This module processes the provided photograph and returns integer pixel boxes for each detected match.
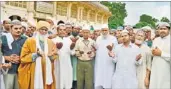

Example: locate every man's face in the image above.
[155,29,160,37]
[130,33,135,43]
[101,28,109,36]
[11,25,22,36]
[117,36,123,44]
[39,27,48,35]
[94,30,100,36]
[66,25,72,34]
[3,20,11,31]
[21,26,26,34]
[83,30,90,39]
[159,26,169,38]
[58,26,66,37]
[135,32,145,44]
[121,33,130,43]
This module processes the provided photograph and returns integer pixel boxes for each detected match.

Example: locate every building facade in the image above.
[0,1,111,26]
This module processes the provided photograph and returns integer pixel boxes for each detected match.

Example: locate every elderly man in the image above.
[94,24,118,89]
[141,26,153,47]
[94,25,101,40]
[46,17,57,39]
[18,21,57,89]
[1,20,27,89]
[149,22,170,89]
[74,26,96,89]
[135,30,152,89]
[52,24,74,89]
[108,30,142,89]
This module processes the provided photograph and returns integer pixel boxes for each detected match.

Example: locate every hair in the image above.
[11,20,21,28]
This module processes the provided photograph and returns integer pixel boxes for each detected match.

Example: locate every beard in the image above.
[135,39,143,45]
[39,34,48,41]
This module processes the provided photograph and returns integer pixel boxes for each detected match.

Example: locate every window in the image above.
[83,8,88,20]
[71,5,77,18]
[89,10,95,22]
[6,1,27,8]
[97,13,102,23]
[56,2,67,16]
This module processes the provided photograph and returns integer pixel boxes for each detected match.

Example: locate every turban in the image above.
[37,21,50,30]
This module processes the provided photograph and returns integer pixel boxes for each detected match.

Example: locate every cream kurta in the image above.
[149,35,170,89]
[52,36,73,89]
[136,44,152,89]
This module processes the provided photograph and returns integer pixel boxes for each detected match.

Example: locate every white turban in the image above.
[82,25,90,31]
[141,26,152,31]
[101,24,109,29]
[158,22,170,28]
[21,22,28,30]
[121,29,129,35]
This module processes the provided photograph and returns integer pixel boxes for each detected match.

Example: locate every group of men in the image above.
[0,17,170,89]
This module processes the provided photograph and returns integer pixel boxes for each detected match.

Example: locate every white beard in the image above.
[135,39,143,45]
[39,34,48,41]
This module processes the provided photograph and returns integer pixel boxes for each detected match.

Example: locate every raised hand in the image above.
[70,42,76,50]
[56,42,63,49]
[136,54,142,61]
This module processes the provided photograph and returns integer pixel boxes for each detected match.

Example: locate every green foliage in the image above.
[160,17,170,23]
[135,14,158,28]
[101,1,127,29]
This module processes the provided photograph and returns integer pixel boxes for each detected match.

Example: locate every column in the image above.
[67,3,72,20]
[95,12,98,23]
[87,10,91,22]
[101,14,105,24]
[27,1,35,20]
[52,1,56,19]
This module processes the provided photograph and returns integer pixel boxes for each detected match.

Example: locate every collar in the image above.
[162,34,170,39]
[121,42,133,48]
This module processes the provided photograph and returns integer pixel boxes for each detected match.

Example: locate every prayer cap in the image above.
[11,20,21,25]
[117,26,124,30]
[37,21,50,30]
[158,22,170,28]
[82,25,90,31]
[121,29,129,35]
[141,26,152,31]
[101,24,109,29]
[28,19,36,27]
[21,22,28,30]
[94,25,101,30]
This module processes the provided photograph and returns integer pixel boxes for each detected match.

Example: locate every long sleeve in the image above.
[20,39,36,64]
[135,48,142,65]
[49,43,58,61]
[161,50,170,62]
[146,49,152,70]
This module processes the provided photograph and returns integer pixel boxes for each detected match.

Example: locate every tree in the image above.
[161,17,170,23]
[101,1,127,29]
[134,14,158,28]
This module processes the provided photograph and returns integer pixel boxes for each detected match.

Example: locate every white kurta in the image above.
[52,36,73,89]
[112,43,141,89]
[149,35,170,89]
[95,35,118,88]
[136,44,152,89]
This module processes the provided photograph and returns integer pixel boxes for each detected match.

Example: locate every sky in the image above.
[123,2,170,26]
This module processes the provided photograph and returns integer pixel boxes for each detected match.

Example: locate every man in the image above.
[46,17,57,39]
[18,21,57,89]
[21,22,28,36]
[94,25,101,40]
[95,24,118,89]
[108,30,142,89]
[52,24,74,89]
[65,22,73,36]
[1,20,27,89]
[1,19,11,35]
[125,25,134,35]
[149,22,170,89]
[28,19,36,37]
[74,26,96,89]
[135,30,152,89]
[70,25,81,89]
[109,29,115,36]
[141,26,153,47]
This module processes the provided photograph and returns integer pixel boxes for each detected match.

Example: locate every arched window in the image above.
[71,4,77,18]
[6,1,27,8]
[56,2,67,16]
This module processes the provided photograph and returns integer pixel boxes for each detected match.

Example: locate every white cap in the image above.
[121,29,129,35]
[101,24,108,29]
[141,26,152,31]
[82,25,90,30]
[21,22,28,30]
[58,23,65,26]
[28,19,36,27]
[94,25,101,30]
[158,22,170,28]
